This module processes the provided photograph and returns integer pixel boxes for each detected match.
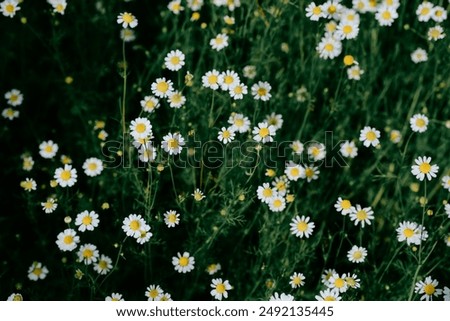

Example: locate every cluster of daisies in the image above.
[0,0,67,17]
[1,89,23,120]
[20,139,104,197]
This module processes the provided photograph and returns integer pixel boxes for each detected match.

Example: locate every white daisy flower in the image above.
[411,48,428,63]
[54,164,77,187]
[172,252,195,273]
[162,132,185,155]
[39,140,59,159]
[307,143,326,161]
[315,289,341,301]
[251,81,272,101]
[219,70,240,91]
[316,34,342,60]
[359,126,380,147]
[164,210,181,228]
[210,33,229,51]
[75,210,100,232]
[210,278,232,301]
[5,88,23,106]
[130,117,153,140]
[305,2,325,21]
[302,165,320,182]
[252,122,276,143]
[27,262,49,281]
[347,245,367,263]
[265,112,283,131]
[77,243,99,265]
[441,175,450,192]
[431,6,447,23]
[41,198,58,214]
[94,254,113,275]
[270,292,295,301]
[326,273,348,293]
[140,96,159,113]
[414,276,443,301]
[151,77,174,98]
[268,195,286,212]
[145,285,163,301]
[56,228,80,252]
[334,197,354,215]
[289,272,305,289]
[168,0,184,14]
[416,1,434,22]
[411,156,439,181]
[228,113,250,133]
[284,161,304,182]
[122,214,147,238]
[2,107,19,120]
[138,142,157,163]
[349,204,374,228]
[257,183,277,204]
[290,215,315,238]
[340,141,358,158]
[218,127,236,144]
[1,0,20,18]
[229,83,248,100]
[164,49,185,71]
[410,114,429,133]
[117,12,138,28]
[202,69,221,90]
[375,5,398,26]
[82,157,104,177]
[167,90,186,109]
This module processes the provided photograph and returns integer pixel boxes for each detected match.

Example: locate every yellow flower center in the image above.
[419,162,431,174]
[234,86,243,94]
[366,131,376,141]
[421,8,430,16]
[262,188,273,198]
[382,11,391,20]
[99,260,108,269]
[135,123,147,133]
[403,228,414,238]
[424,284,435,295]
[324,296,336,301]
[55,4,64,12]
[33,268,42,276]
[343,25,352,34]
[328,5,336,14]
[305,168,314,178]
[435,10,442,17]
[290,167,300,177]
[83,249,93,258]
[168,138,179,149]
[60,170,72,181]
[82,216,92,225]
[44,201,53,209]
[167,213,177,223]
[208,75,218,84]
[341,200,351,209]
[346,277,356,287]
[156,81,169,93]
[297,221,308,232]
[324,43,334,52]
[146,101,155,109]
[235,118,244,127]
[179,256,189,267]
[194,191,203,201]
[215,36,224,45]
[257,88,267,97]
[216,283,226,293]
[170,56,180,66]
[356,210,367,221]
[335,278,345,288]
[353,251,362,259]
[224,75,234,84]
[149,289,159,298]
[130,220,140,231]
[12,295,22,301]
[222,130,231,139]
[415,118,426,127]
[5,4,14,13]
[273,199,282,208]
[311,147,320,157]
[259,127,269,137]
[45,145,53,153]
[63,235,73,244]
[122,13,134,23]
[344,55,354,66]
[292,276,302,285]
[312,6,322,15]
[88,163,97,171]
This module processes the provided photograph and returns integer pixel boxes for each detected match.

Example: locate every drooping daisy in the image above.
[27,262,49,281]
[210,33,229,51]
[257,183,277,204]
[270,292,295,301]
[145,285,163,301]
[345,273,361,289]
[167,90,186,109]
[242,65,257,79]
[77,243,99,265]
[172,252,195,273]
[210,278,232,301]
[130,117,152,140]
[335,21,359,40]
[252,122,276,143]
[41,198,58,214]
[302,165,319,182]
[228,113,250,133]
[390,129,402,143]
[20,178,37,192]
[206,263,221,275]
[1,0,20,18]
[431,6,447,23]
[284,161,304,182]
[136,225,152,244]
[39,140,59,159]
[202,69,221,90]
[105,293,124,301]
[305,2,325,21]
[411,156,439,181]
[414,276,443,301]
[441,175,450,192]
[138,142,157,163]
[290,215,315,238]
[218,127,236,144]
[164,49,185,71]
[359,126,380,147]
[410,114,429,133]
[289,272,305,289]
[93,254,113,275]
[427,25,445,41]
[82,157,104,177]
[347,245,367,263]
[340,141,358,158]
[416,1,434,22]
[411,48,428,63]
[375,5,398,26]
[117,12,138,28]
[219,70,240,91]
[327,273,348,293]
[251,81,272,101]
[5,89,23,106]
[122,214,146,238]
[75,210,100,232]
[168,0,184,14]
[164,210,180,228]
[162,132,185,155]
[54,164,77,187]
[316,34,342,60]
[192,188,205,201]
[56,228,80,252]
[349,204,374,228]
[315,289,341,301]
[140,96,159,113]
[7,293,23,301]
[120,28,136,42]
[1,107,19,120]
[229,83,248,100]
[265,113,283,131]
[151,77,174,98]
[347,65,364,80]
[268,195,286,212]
[334,197,354,215]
